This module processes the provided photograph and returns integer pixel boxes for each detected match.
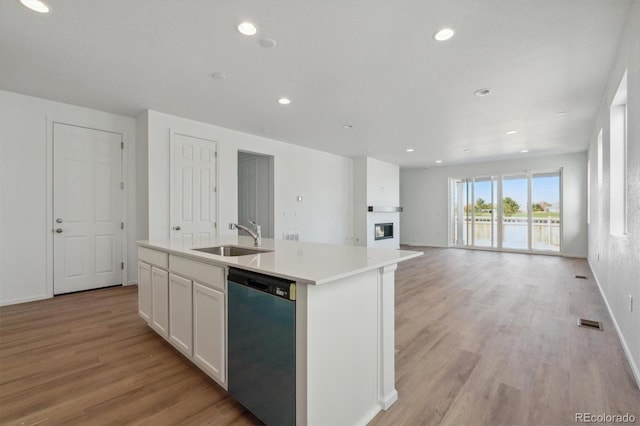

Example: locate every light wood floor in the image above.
[1,247,639,425]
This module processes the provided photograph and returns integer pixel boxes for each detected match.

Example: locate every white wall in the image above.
[0,90,137,306]
[135,110,149,242]
[353,157,401,249]
[400,152,588,257]
[141,110,353,245]
[586,2,640,386]
[353,157,368,245]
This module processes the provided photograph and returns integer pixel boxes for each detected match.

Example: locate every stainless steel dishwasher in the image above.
[227,268,296,426]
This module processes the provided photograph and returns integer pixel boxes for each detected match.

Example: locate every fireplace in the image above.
[374,223,394,240]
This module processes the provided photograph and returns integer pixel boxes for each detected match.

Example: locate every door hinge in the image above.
[214,151,218,158]
[121,142,124,150]
[214,186,217,193]
[121,262,124,270]
[121,222,124,229]
[120,182,124,190]
[214,222,217,229]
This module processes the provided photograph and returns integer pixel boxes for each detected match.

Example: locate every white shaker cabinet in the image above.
[137,261,152,322]
[193,282,226,385]
[150,267,169,338]
[169,273,193,356]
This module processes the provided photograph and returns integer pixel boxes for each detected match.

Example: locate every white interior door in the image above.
[238,156,257,236]
[171,133,217,244]
[53,123,123,295]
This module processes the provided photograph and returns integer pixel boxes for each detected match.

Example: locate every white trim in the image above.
[400,243,448,248]
[169,129,176,238]
[379,389,398,410]
[588,259,640,389]
[561,253,588,259]
[46,116,54,298]
[0,294,49,307]
[355,405,387,426]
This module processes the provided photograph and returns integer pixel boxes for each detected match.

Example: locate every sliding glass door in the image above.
[450,170,561,253]
[450,176,497,248]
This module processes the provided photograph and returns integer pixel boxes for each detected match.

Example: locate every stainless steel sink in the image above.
[192,245,273,257]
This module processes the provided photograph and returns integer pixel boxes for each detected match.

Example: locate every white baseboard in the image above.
[588,259,640,389]
[562,253,588,259]
[400,242,448,248]
[379,389,399,410]
[0,294,50,307]
[355,405,384,426]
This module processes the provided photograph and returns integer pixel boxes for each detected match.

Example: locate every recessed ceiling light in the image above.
[474,88,491,97]
[521,149,529,153]
[278,97,291,105]
[343,124,353,129]
[506,130,518,135]
[211,72,226,80]
[260,39,277,48]
[237,22,258,36]
[433,28,455,41]
[19,0,50,13]
[435,160,443,164]
[406,148,415,152]
[555,111,568,116]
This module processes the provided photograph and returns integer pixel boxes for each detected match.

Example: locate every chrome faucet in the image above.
[229,221,262,247]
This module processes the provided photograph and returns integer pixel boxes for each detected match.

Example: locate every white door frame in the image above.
[169,129,219,240]
[45,117,130,298]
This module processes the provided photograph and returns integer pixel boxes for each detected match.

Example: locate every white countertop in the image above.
[138,236,422,285]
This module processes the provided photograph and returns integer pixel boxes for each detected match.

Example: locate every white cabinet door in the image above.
[169,273,193,356]
[193,282,226,384]
[137,261,152,323]
[150,267,169,338]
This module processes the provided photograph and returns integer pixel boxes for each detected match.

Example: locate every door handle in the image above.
[55,228,63,233]
[173,226,181,231]
[56,218,63,224]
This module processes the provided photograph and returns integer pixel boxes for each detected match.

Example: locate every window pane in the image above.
[473,177,496,248]
[531,172,560,252]
[502,175,528,250]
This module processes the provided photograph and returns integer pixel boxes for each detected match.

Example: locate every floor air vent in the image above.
[575,275,588,279]
[577,318,603,330]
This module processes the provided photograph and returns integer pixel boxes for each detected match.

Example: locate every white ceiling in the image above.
[0,0,634,168]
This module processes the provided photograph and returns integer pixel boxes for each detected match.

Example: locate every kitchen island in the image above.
[137,236,422,426]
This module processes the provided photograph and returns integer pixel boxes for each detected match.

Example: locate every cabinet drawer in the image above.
[170,255,225,291]
[139,247,169,269]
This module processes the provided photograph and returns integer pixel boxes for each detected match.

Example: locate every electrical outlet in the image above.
[629,295,633,313]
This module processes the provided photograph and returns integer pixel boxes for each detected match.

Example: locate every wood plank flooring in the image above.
[371,247,640,425]
[1,247,639,425]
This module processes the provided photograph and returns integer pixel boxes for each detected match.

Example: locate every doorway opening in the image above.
[238,152,274,238]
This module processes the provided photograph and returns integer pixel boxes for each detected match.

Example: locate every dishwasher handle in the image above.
[246,279,269,292]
